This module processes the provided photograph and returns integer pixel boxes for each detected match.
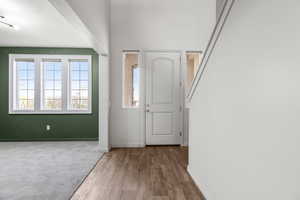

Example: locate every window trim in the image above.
[9,54,92,114]
[122,51,140,109]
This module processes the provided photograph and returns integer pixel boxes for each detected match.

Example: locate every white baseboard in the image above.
[111,143,145,148]
[181,143,188,147]
[187,165,192,176]
[98,145,110,152]
[187,165,201,187]
[187,165,207,200]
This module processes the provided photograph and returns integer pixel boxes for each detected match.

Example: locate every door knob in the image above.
[146,109,150,112]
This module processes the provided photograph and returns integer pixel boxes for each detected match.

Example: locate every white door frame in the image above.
[99,54,110,152]
[139,50,185,146]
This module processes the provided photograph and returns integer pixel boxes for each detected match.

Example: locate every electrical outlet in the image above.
[46,125,51,131]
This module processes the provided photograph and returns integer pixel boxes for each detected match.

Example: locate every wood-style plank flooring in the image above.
[71,146,204,200]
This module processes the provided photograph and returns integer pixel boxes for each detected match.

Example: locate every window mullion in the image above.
[14,60,19,111]
[88,56,92,112]
[62,58,69,112]
[35,56,41,112]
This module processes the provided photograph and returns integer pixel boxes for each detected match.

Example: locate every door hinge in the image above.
[179,131,182,136]
[179,106,182,112]
[180,81,183,87]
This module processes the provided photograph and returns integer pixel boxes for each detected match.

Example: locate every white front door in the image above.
[145,51,182,145]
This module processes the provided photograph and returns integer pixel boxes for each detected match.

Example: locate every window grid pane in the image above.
[42,61,62,110]
[16,61,35,110]
[70,60,89,110]
[132,67,140,107]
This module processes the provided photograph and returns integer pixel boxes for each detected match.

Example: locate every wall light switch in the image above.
[46,125,51,131]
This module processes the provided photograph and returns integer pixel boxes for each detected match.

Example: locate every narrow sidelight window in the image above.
[122,51,140,108]
[186,51,203,91]
[132,65,140,107]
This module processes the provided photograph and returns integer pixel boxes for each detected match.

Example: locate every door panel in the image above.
[152,58,174,104]
[145,52,181,145]
[152,112,173,135]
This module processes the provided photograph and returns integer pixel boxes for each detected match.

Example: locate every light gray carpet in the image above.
[0,141,103,200]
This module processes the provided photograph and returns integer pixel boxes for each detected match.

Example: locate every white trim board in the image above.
[187,165,208,200]
[111,143,145,148]
[98,54,110,152]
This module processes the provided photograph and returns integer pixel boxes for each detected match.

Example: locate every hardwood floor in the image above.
[71,146,204,200]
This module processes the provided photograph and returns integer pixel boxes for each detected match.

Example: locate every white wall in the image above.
[189,0,300,199]
[0,0,92,48]
[110,0,216,147]
[216,0,226,20]
[65,0,110,54]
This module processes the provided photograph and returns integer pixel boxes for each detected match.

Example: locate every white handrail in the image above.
[186,0,235,102]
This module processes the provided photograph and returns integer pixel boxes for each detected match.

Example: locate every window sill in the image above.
[8,111,92,115]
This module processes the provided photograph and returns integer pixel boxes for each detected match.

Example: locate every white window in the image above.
[69,60,90,110]
[41,59,63,110]
[122,51,140,108]
[9,54,92,114]
[15,59,35,110]
[186,51,203,91]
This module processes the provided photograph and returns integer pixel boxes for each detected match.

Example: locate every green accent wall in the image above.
[0,47,99,141]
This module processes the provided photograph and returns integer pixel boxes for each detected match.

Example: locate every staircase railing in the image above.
[187,0,235,102]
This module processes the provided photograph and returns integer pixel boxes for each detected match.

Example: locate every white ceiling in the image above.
[0,0,92,47]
